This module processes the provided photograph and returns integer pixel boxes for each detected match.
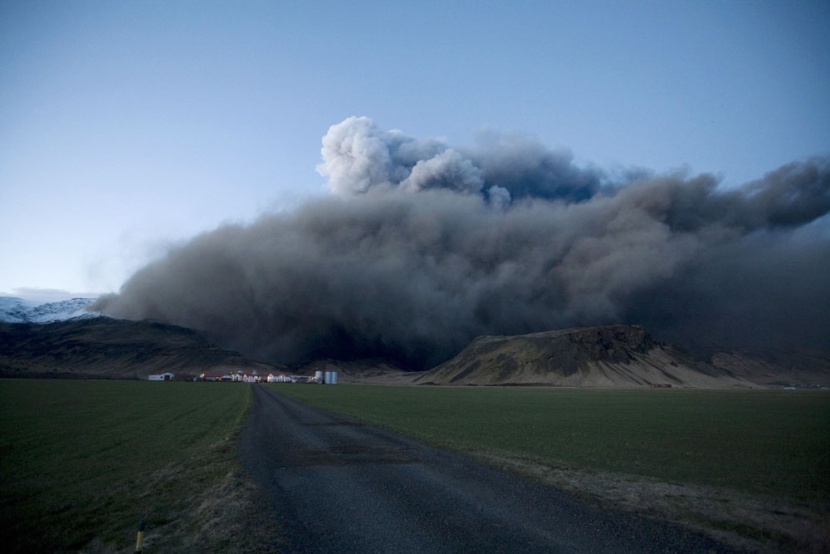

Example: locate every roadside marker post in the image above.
[134,520,145,553]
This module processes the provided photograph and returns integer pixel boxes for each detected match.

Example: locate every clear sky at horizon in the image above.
[2,0,828,298]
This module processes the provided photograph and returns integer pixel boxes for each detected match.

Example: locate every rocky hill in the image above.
[415,325,765,388]
[0,317,281,380]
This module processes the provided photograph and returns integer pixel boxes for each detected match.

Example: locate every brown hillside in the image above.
[415,325,760,388]
[0,318,282,380]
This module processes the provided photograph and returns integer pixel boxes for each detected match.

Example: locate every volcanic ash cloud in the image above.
[96,117,830,368]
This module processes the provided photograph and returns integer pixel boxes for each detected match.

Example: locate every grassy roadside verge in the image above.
[0,380,269,553]
[271,384,830,551]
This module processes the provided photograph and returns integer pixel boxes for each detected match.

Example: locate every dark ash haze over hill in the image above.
[95,117,830,369]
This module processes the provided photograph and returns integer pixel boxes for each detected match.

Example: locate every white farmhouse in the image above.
[148,372,175,381]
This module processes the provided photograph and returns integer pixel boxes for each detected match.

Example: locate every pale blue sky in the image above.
[1,0,828,297]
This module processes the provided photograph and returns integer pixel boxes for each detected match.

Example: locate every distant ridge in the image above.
[0,317,281,380]
[415,325,762,388]
[2,317,828,387]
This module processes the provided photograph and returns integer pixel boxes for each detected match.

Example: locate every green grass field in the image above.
[3,380,828,552]
[271,385,830,502]
[0,380,251,553]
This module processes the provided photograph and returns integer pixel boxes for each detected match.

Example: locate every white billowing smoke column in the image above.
[317,116,489,198]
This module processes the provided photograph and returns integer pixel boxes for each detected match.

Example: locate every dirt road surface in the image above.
[238,385,733,553]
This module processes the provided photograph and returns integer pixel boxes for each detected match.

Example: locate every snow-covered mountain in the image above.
[0,296,99,323]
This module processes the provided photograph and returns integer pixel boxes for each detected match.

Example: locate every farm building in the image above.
[231,370,264,383]
[148,372,175,381]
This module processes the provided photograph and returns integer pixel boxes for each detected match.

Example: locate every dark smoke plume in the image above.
[96,117,830,368]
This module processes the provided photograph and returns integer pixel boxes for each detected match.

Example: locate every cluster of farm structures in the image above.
[148,370,338,384]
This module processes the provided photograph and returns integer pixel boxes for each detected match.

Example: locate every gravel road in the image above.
[238,385,734,553]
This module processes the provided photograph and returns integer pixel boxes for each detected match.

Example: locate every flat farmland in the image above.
[272,384,830,549]
[3,379,828,551]
[0,380,254,553]
[272,385,829,499]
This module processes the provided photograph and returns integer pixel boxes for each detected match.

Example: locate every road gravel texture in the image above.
[238,385,735,553]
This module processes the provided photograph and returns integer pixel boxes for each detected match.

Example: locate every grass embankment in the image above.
[0,380,254,553]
